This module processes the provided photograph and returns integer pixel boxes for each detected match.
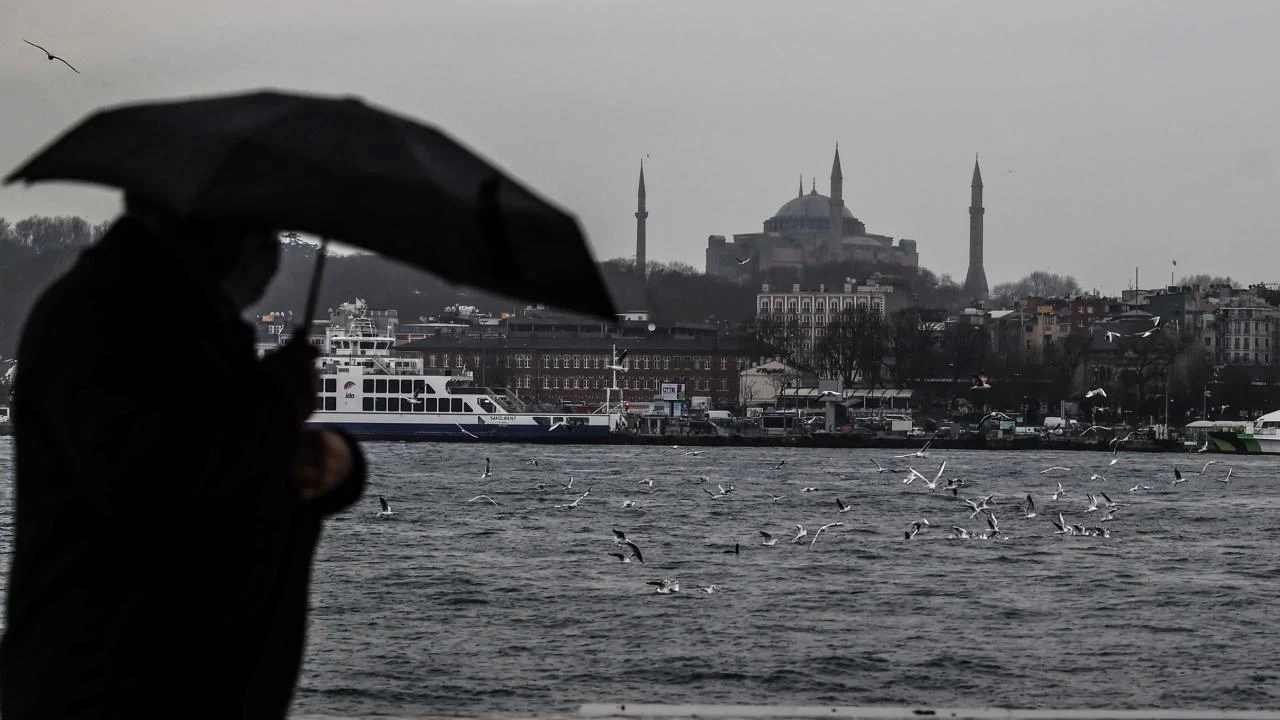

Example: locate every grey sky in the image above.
[3,0,1278,296]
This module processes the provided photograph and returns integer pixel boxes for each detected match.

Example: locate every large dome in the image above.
[772,189,854,220]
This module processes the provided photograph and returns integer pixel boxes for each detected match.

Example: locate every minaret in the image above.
[828,144,843,244]
[635,161,647,278]
[964,155,989,300]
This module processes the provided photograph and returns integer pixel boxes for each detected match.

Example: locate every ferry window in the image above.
[314,396,324,410]
[376,379,387,393]
[533,416,550,426]
[363,398,374,411]
[363,379,374,393]
[424,398,437,412]
[463,402,473,412]
[568,417,587,426]
[413,380,426,395]
[389,398,400,412]
[324,397,336,411]
[451,398,463,412]
[375,397,387,412]
[479,398,495,412]
[554,417,564,424]
[388,379,400,393]
[324,378,337,393]
[360,342,374,350]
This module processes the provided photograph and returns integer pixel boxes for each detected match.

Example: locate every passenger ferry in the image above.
[1207,409,1280,455]
[302,300,620,442]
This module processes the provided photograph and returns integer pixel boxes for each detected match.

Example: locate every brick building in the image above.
[397,316,754,409]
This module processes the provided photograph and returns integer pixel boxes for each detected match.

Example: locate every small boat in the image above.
[1208,409,1280,455]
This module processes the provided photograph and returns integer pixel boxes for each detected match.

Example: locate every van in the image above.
[1043,417,1079,431]
[706,410,736,423]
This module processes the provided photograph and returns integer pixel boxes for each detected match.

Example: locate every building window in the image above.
[574,356,581,369]
[720,378,728,391]
[543,376,550,389]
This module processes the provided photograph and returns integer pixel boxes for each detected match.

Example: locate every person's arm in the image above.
[293,428,366,516]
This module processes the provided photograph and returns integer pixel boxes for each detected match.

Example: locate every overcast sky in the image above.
[3,0,1278,295]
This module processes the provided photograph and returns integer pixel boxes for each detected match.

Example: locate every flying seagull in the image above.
[759,531,778,546]
[480,457,492,479]
[894,441,931,459]
[1084,388,1107,399]
[835,497,853,513]
[646,578,680,594]
[790,525,809,543]
[1198,460,1218,475]
[904,519,929,539]
[468,495,498,506]
[1171,467,1186,486]
[456,423,478,439]
[23,39,79,73]
[376,495,397,518]
[1018,494,1037,519]
[734,256,751,265]
[767,460,786,471]
[554,488,591,509]
[809,521,844,549]
[605,348,630,373]
[1040,466,1071,474]
[870,458,889,473]
[1219,466,1233,483]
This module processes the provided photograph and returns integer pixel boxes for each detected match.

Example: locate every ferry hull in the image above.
[308,419,613,443]
[1207,431,1280,455]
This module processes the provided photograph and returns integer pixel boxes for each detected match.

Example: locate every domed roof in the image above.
[772,189,854,221]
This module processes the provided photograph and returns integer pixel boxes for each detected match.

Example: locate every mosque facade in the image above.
[704,147,919,283]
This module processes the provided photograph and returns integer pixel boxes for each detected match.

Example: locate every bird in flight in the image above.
[376,495,397,518]
[1084,388,1107,399]
[734,256,751,265]
[24,39,79,73]
[605,348,630,373]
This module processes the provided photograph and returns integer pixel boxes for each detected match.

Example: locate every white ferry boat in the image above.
[1207,409,1280,455]
[302,300,620,442]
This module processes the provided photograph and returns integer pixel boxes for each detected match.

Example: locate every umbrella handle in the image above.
[292,238,329,349]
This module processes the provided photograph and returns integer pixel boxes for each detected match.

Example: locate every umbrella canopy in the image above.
[4,89,616,321]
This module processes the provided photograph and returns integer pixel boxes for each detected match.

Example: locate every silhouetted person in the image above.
[0,195,365,718]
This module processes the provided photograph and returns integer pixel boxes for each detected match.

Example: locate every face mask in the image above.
[221,232,280,309]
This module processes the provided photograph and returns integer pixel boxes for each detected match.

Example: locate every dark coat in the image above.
[0,217,365,718]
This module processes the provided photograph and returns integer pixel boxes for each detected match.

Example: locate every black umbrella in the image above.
[3,89,616,323]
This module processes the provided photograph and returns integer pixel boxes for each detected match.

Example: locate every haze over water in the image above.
[1,438,1277,713]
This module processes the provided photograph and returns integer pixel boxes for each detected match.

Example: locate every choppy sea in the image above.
[1,437,1277,713]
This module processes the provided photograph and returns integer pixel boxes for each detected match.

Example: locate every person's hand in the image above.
[261,340,319,424]
[292,429,354,501]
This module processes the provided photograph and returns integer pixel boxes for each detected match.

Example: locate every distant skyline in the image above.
[3,0,1279,297]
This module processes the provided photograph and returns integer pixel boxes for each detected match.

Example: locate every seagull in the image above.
[819,390,841,399]
[1051,513,1069,534]
[1085,494,1099,513]
[1040,466,1071,474]
[835,497,853,513]
[683,450,704,456]
[553,488,591,509]
[986,513,1001,537]
[1099,491,1117,508]
[1100,507,1118,522]
[611,533,644,563]
[1196,439,1209,453]
[895,441,931,459]
[607,552,635,563]
[1103,330,1122,343]
[1084,388,1107,399]
[1089,472,1108,482]
[904,519,929,539]
[560,476,576,490]
[723,543,740,555]
[646,578,679,594]
[1018,494,1037,519]
[1198,460,1219,475]
[527,459,539,467]
[701,488,724,500]
[1171,467,1186,486]
[376,495,397,518]
[759,531,778,546]
[764,493,784,503]
[1128,483,1141,493]
[734,256,751,265]
[963,496,995,518]
[801,486,818,493]
[23,39,79,73]
[605,348,630,373]
[637,478,654,488]
[456,424,479,439]
[767,460,786,470]
[480,457,492,479]
[548,421,570,432]
[1051,482,1067,501]
[1219,466,1233,483]
[696,585,720,594]
[970,372,991,390]
[790,525,809,543]
[468,495,498,505]
[871,458,889,473]
[809,521,844,549]
[927,461,947,490]
[949,526,971,540]
[716,483,735,495]
[621,499,637,509]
